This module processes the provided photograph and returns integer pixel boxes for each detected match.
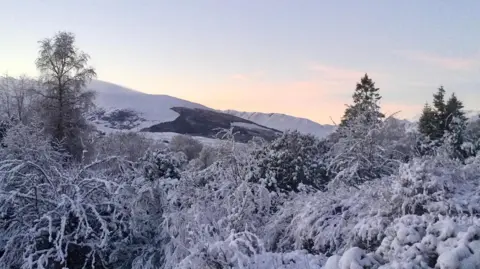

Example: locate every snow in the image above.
[230,121,273,132]
[89,80,338,139]
[142,132,222,147]
[225,109,335,138]
[89,80,211,131]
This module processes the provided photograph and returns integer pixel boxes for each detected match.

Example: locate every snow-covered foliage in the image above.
[93,131,164,162]
[169,134,204,161]
[328,114,406,187]
[252,130,329,192]
[464,117,480,156]
[1,115,479,268]
[0,71,479,268]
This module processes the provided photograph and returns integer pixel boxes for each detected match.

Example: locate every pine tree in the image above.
[445,93,468,130]
[431,86,447,140]
[418,87,469,159]
[328,74,397,186]
[418,103,436,141]
[339,74,384,128]
[444,93,468,159]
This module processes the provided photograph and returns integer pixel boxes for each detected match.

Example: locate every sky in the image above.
[0,1,479,124]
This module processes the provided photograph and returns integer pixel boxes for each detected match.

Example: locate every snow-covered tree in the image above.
[0,74,38,124]
[35,31,97,161]
[253,130,330,192]
[327,75,399,187]
[339,74,385,128]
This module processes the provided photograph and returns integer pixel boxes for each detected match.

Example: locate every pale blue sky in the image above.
[0,0,479,123]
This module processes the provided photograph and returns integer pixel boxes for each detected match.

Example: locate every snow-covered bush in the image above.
[0,135,181,269]
[0,153,133,268]
[0,123,65,164]
[170,134,204,161]
[94,131,164,162]
[140,149,187,181]
[463,117,480,157]
[329,216,480,269]
[195,145,221,170]
[264,179,393,256]
[253,130,330,192]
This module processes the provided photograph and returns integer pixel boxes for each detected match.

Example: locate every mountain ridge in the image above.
[89,80,282,141]
[88,80,335,140]
[224,109,336,138]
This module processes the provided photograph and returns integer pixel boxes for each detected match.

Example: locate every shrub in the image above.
[169,134,203,161]
[253,131,330,192]
[94,131,164,162]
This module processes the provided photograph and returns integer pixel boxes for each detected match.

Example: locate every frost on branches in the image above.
[1,104,480,268]
[252,130,329,192]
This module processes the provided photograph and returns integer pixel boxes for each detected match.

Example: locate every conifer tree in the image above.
[445,93,468,130]
[418,87,469,158]
[418,103,436,140]
[444,93,468,158]
[339,74,384,128]
[431,86,447,140]
[329,74,396,186]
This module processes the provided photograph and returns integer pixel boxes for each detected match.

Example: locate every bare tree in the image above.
[0,73,14,120]
[35,31,97,160]
[12,75,37,123]
[0,74,38,123]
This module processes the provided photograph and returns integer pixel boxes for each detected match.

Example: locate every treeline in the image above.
[252,73,479,193]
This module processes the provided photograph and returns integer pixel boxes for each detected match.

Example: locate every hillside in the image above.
[88,80,281,142]
[88,80,211,132]
[224,109,335,138]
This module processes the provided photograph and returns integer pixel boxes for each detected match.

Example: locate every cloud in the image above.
[393,50,479,70]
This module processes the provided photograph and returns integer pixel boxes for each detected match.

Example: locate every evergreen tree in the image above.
[328,75,399,187]
[339,74,384,128]
[444,93,468,159]
[418,103,436,140]
[431,86,447,140]
[418,87,469,159]
[445,93,468,131]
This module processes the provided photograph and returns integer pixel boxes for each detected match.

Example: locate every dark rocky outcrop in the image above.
[141,107,282,142]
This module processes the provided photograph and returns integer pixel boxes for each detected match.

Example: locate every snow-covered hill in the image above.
[224,110,335,138]
[89,80,211,132]
[88,80,281,142]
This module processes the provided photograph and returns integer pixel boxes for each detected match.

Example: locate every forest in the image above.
[0,32,480,269]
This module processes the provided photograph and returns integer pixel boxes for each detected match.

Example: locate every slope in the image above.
[224,110,335,138]
[89,80,210,131]
[88,80,281,142]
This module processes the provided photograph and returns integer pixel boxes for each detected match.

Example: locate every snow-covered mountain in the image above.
[89,80,211,131]
[224,110,335,138]
[89,80,336,140]
[88,80,281,142]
